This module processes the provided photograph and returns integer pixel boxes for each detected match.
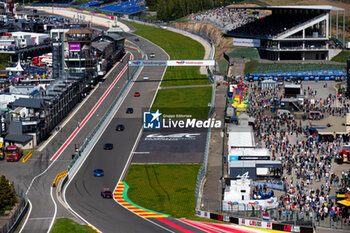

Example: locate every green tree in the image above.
[0,175,16,214]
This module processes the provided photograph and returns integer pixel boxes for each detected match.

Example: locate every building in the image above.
[228,5,345,61]
[91,32,125,77]
[64,28,97,88]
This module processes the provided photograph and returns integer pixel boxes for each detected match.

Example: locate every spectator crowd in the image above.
[246,81,350,227]
[187,7,262,32]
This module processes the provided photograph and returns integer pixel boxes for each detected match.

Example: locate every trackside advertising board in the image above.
[233,38,260,47]
[129,60,215,66]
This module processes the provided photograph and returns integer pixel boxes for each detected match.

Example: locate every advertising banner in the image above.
[233,38,261,47]
[239,218,272,229]
[195,210,210,219]
[129,60,215,66]
[69,43,81,51]
[129,60,167,66]
[167,60,215,66]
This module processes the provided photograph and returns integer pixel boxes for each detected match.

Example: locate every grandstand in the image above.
[32,0,76,6]
[226,6,345,61]
[77,1,104,8]
[100,0,146,15]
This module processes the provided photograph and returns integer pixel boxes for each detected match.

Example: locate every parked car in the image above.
[134,92,140,97]
[149,53,155,58]
[126,108,134,114]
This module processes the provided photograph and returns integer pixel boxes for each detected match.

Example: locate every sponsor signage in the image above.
[239,218,272,229]
[233,38,261,47]
[229,155,270,161]
[129,60,215,66]
[69,43,81,51]
[130,60,167,66]
[167,60,215,66]
[195,210,210,219]
[143,110,222,129]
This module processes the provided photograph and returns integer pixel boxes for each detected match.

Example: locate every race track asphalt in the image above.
[64,33,176,233]
[19,48,140,233]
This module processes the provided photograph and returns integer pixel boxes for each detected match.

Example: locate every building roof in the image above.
[5,134,32,144]
[66,28,92,35]
[91,41,112,52]
[13,98,46,109]
[227,126,255,148]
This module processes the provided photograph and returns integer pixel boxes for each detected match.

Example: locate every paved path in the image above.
[202,61,245,211]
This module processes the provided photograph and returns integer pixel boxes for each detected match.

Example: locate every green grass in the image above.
[129,21,209,86]
[244,61,345,75]
[50,218,95,233]
[125,164,200,219]
[218,58,229,75]
[152,86,212,119]
[228,47,260,59]
[331,50,350,63]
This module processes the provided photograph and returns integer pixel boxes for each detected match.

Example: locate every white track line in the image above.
[18,199,32,233]
[47,187,57,233]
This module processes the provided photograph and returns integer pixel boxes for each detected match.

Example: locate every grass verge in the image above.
[50,218,95,233]
[331,50,350,63]
[228,47,260,59]
[151,86,212,119]
[125,164,200,219]
[244,61,345,75]
[129,21,209,86]
[218,58,229,76]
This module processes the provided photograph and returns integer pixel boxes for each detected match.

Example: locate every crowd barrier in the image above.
[195,210,314,233]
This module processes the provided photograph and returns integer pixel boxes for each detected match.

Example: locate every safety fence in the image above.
[0,187,28,233]
[68,48,145,174]
[194,35,216,202]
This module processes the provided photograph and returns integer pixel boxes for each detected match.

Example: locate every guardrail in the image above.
[0,187,28,233]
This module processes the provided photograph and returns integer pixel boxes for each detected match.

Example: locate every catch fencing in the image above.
[0,187,28,233]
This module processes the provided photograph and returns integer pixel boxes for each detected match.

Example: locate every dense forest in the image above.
[145,0,234,20]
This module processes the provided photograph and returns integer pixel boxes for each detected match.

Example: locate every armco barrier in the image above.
[195,210,314,233]
[7,200,29,233]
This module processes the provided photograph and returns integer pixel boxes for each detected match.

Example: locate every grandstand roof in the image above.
[228,5,344,11]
